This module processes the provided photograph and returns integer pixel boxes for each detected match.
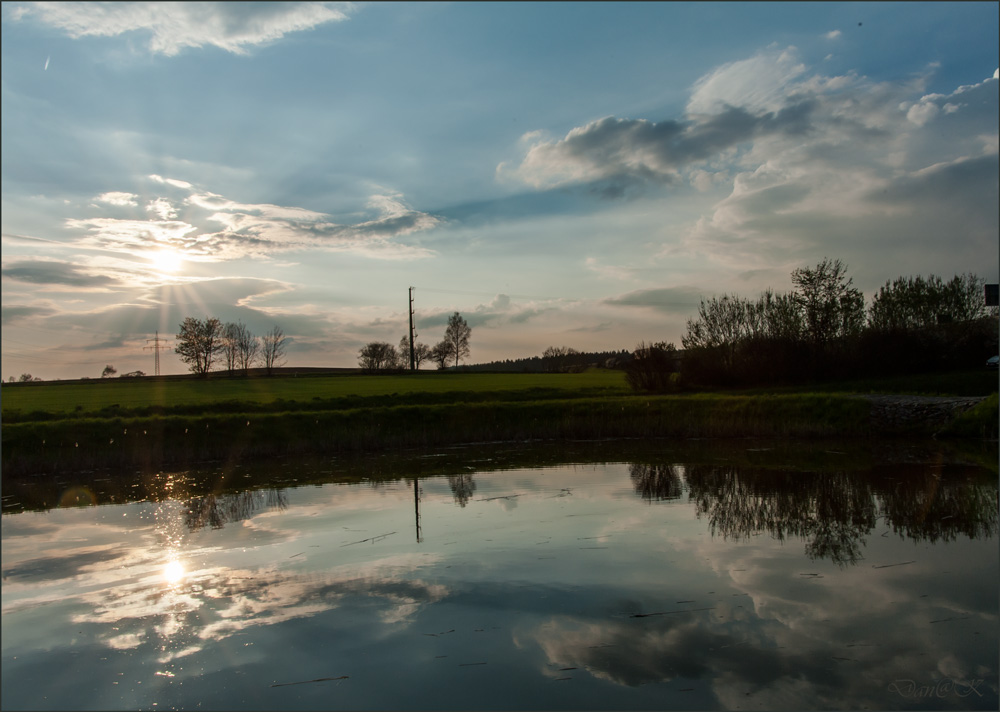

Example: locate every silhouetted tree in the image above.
[259,325,287,376]
[175,317,223,376]
[624,341,679,392]
[791,257,865,346]
[399,335,431,370]
[101,364,117,378]
[438,312,471,368]
[542,346,580,372]
[358,342,400,373]
[869,273,988,331]
[220,323,241,373]
[223,321,259,375]
[430,342,451,370]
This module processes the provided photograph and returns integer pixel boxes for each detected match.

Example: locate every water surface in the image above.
[2,440,997,710]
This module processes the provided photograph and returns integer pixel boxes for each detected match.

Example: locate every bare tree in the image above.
[399,335,431,370]
[359,342,400,373]
[439,312,471,368]
[430,341,451,370]
[224,321,259,375]
[791,258,865,345]
[259,325,287,376]
[175,317,223,376]
[220,323,240,373]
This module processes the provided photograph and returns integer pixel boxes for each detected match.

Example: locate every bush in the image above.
[624,342,681,393]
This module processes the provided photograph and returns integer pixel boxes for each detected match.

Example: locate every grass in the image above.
[2,367,995,476]
[1,369,629,417]
[737,368,997,397]
[1,393,874,476]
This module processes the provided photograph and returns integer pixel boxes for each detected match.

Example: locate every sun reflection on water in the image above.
[163,559,186,586]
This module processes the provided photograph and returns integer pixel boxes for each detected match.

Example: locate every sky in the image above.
[2,1,998,380]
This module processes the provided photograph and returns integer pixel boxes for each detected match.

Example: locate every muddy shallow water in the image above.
[2,439,997,710]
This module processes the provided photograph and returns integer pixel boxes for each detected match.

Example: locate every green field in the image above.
[1,370,630,417]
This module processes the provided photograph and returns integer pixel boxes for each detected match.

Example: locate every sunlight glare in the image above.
[150,249,184,273]
[163,559,186,585]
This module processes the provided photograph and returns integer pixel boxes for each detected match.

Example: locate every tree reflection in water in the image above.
[629,463,685,502]
[631,461,998,567]
[183,489,288,531]
[448,473,476,507]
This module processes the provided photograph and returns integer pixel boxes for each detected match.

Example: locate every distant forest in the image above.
[456,348,633,373]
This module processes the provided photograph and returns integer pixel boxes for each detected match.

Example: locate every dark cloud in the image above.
[866,153,1000,210]
[514,102,819,189]
[604,287,704,314]
[1,304,57,325]
[2,260,120,288]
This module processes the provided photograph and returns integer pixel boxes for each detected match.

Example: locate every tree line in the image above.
[626,258,998,391]
[175,317,288,376]
[358,312,472,373]
[458,348,633,373]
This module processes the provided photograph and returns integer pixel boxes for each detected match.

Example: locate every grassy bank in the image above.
[3,393,873,476]
[3,369,995,476]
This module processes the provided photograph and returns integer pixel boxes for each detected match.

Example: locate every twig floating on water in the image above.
[271,676,348,688]
[872,561,915,569]
[340,532,397,547]
[929,616,970,624]
[631,607,716,618]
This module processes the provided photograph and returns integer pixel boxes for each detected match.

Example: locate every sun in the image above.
[150,248,185,274]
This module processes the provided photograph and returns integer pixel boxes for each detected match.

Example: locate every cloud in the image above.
[63,178,441,265]
[415,294,555,332]
[503,92,816,189]
[145,198,178,220]
[825,30,841,40]
[503,50,997,287]
[1,304,57,325]
[603,287,704,314]
[95,191,138,207]
[687,46,808,115]
[11,1,353,56]
[2,259,122,289]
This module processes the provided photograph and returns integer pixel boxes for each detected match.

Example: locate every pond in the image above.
[2,439,997,711]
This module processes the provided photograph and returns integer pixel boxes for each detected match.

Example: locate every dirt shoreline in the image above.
[860,394,987,432]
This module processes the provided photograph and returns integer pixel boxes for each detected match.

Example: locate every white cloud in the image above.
[145,198,178,220]
[95,191,138,207]
[66,178,441,265]
[12,1,353,56]
[686,46,807,115]
[825,30,841,40]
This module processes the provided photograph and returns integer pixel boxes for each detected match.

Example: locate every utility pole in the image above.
[408,286,416,371]
[144,331,168,376]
